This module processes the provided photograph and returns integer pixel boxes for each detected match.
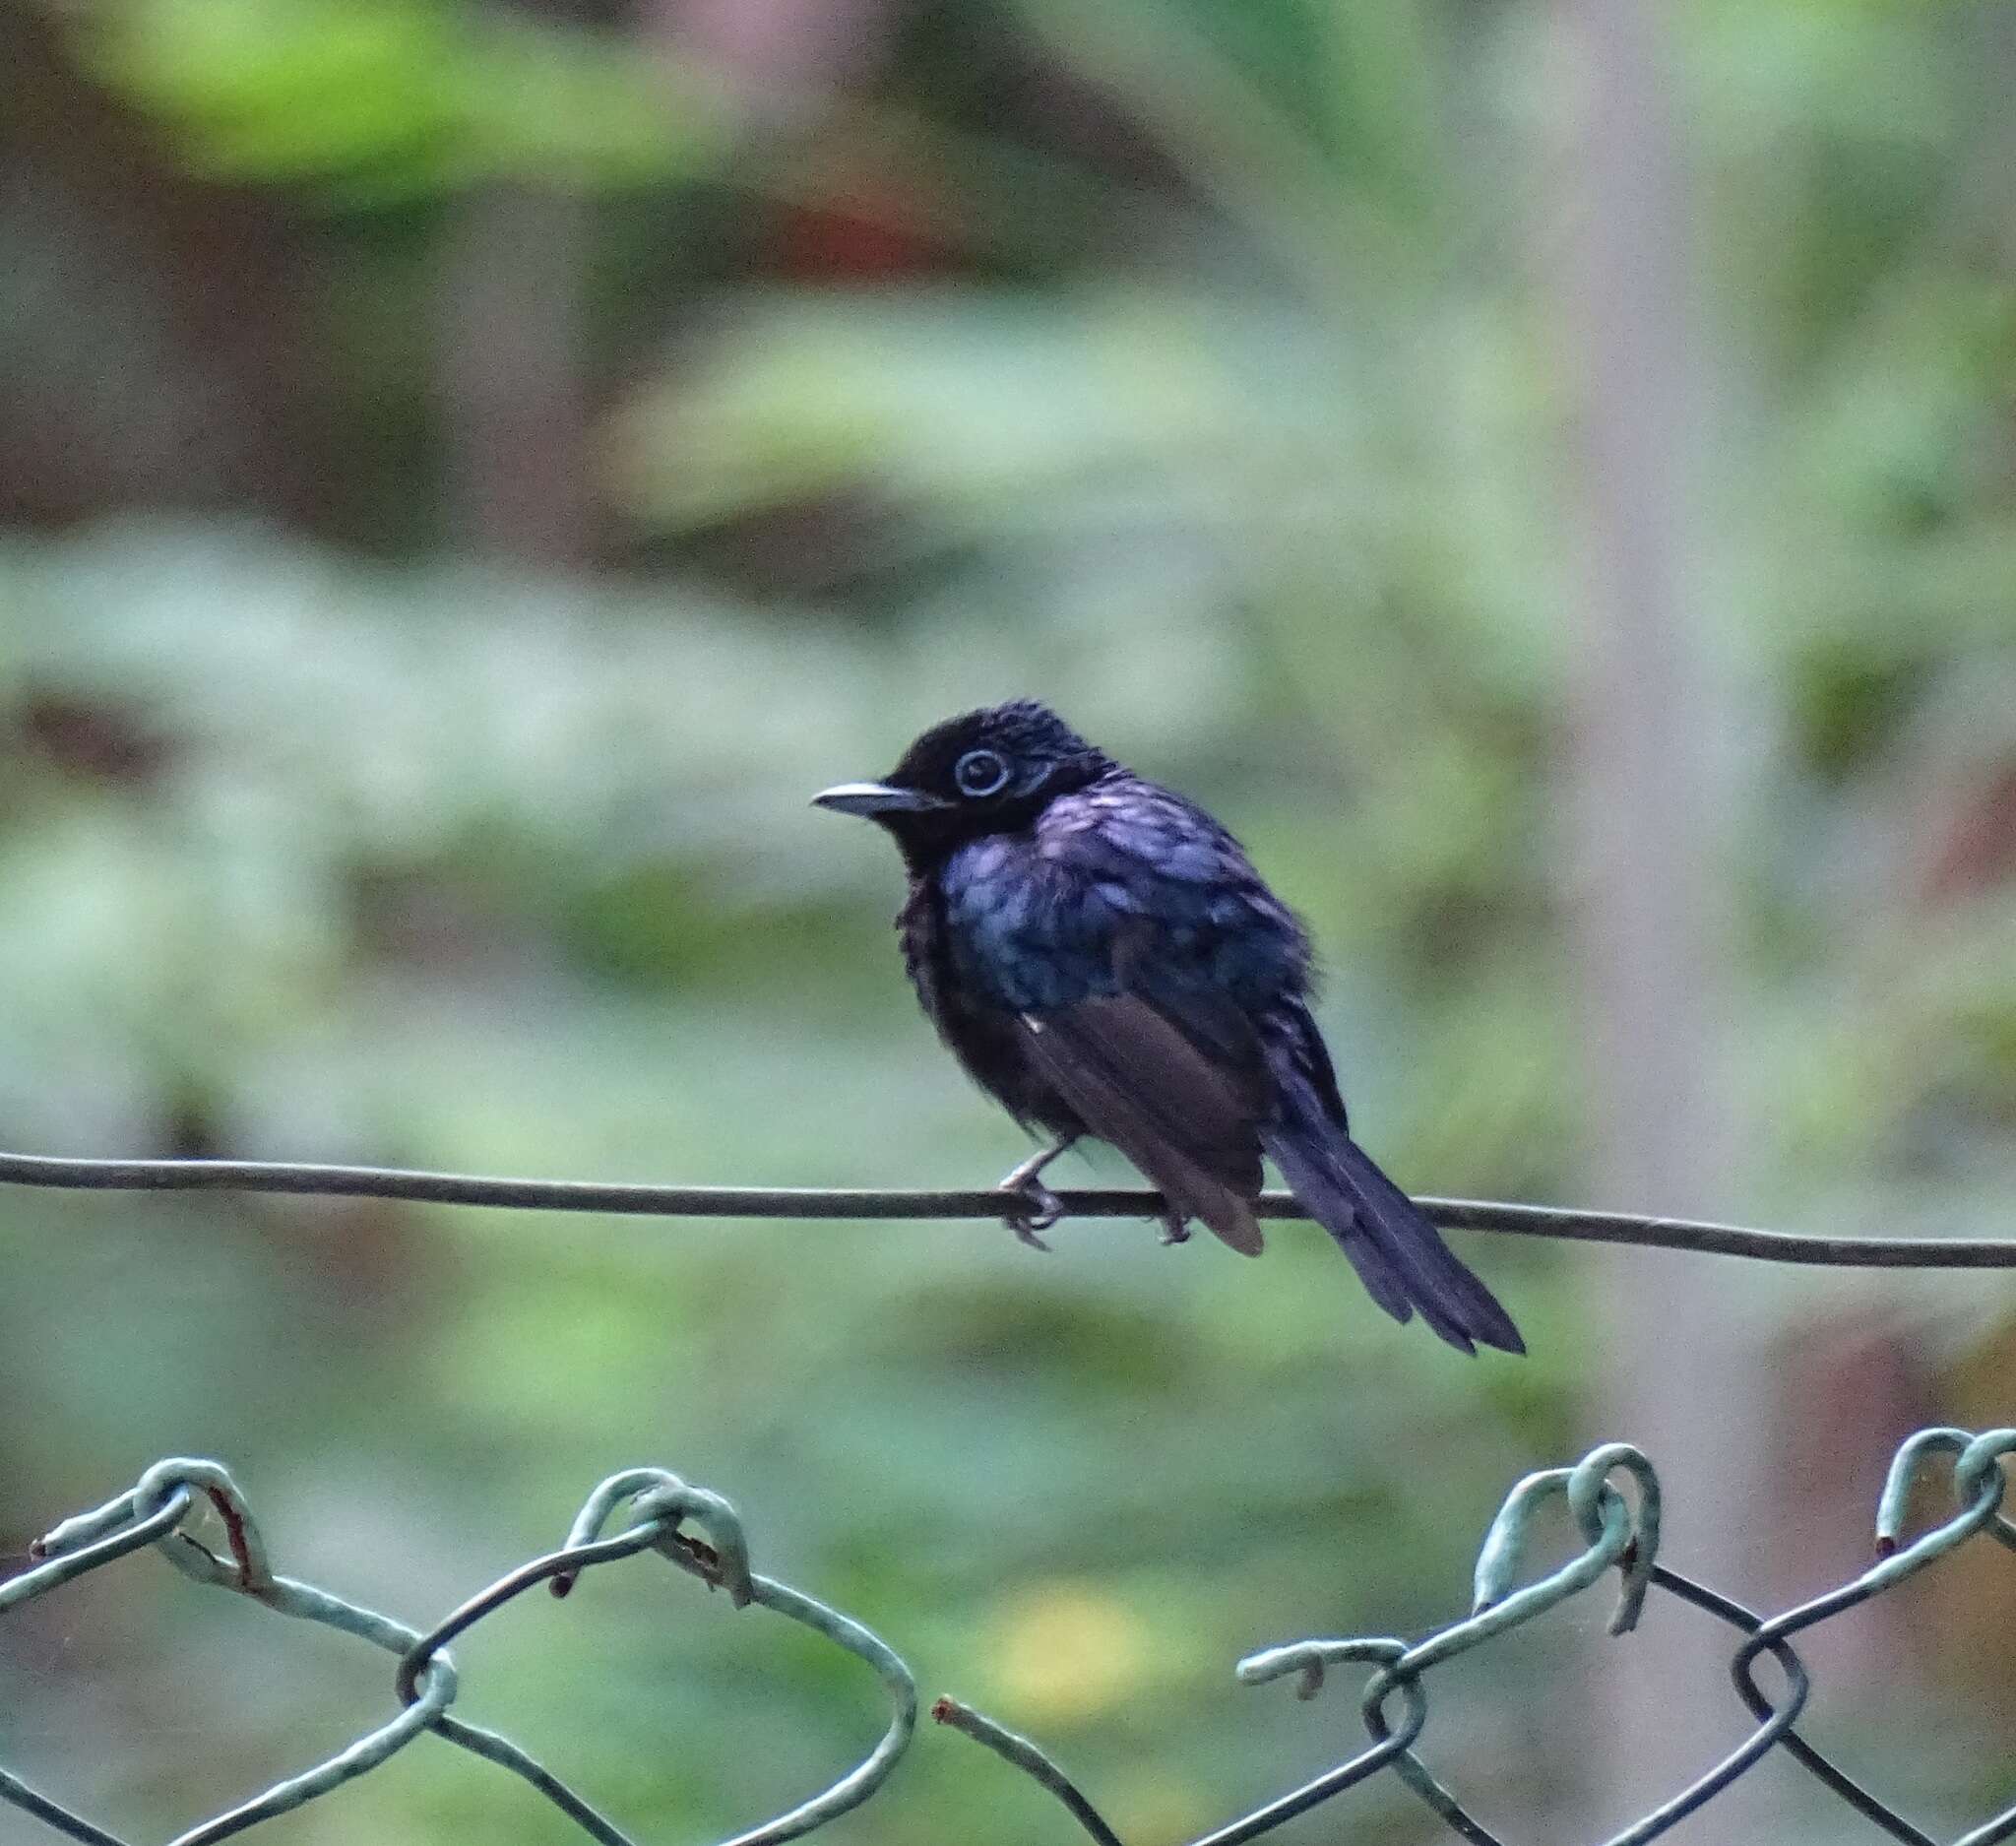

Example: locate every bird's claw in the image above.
[1004,1178,1063,1250]
[1159,1212,1191,1246]
[996,1137,1076,1251]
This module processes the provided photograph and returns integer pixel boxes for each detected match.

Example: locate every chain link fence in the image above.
[3,1151,2014,1844]
[6,1427,2013,1846]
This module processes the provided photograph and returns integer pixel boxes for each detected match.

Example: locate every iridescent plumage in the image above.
[815,700,1523,1355]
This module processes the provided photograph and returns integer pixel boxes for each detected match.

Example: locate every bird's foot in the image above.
[1004,1179,1063,1250]
[997,1137,1077,1252]
[1159,1211,1191,1246]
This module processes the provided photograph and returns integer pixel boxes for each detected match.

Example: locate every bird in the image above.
[813,699,1523,1355]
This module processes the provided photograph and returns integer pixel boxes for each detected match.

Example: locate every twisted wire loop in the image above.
[1727,1428,2016,1846]
[2,1147,2014,1268]
[931,1430,2016,1846]
[395,1467,919,1846]
[1,1460,459,1846]
[930,1451,1659,1846]
[1,1462,917,1846]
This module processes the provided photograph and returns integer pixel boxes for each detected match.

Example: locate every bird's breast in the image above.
[938,837,1110,1012]
[896,866,1082,1133]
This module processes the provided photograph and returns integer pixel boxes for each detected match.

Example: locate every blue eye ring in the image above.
[953,748,1011,798]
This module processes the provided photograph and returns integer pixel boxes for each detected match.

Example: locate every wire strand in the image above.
[0,1151,2009,1268]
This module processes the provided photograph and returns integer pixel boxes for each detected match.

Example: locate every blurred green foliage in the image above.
[78,0,723,195]
[2,0,2014,1842]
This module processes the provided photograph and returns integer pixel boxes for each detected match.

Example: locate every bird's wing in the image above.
[991,781,1305,1255]
[1016,995,1266,1253]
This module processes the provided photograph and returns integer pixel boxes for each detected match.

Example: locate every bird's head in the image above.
[814,700,1112,869]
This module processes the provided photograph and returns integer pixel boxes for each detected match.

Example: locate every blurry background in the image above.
[2,0,2014,1840]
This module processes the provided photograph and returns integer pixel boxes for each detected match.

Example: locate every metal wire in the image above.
[2,1148,2013,1266]
[2,1460,914,1846]
[935,1427,2016,1846]
[5,1431,2011,1844]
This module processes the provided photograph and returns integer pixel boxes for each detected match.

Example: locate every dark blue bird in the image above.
[814,700,1523,1355]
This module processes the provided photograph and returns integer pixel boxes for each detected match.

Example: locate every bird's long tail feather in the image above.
[1262,1090,1524,1356]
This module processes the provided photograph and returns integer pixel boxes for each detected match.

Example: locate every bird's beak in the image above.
[811,781,949,817]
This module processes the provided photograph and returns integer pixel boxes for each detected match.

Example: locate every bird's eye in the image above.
[953,748,1011,798]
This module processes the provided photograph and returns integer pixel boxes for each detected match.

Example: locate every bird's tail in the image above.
[1262,1059,1524,1356]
